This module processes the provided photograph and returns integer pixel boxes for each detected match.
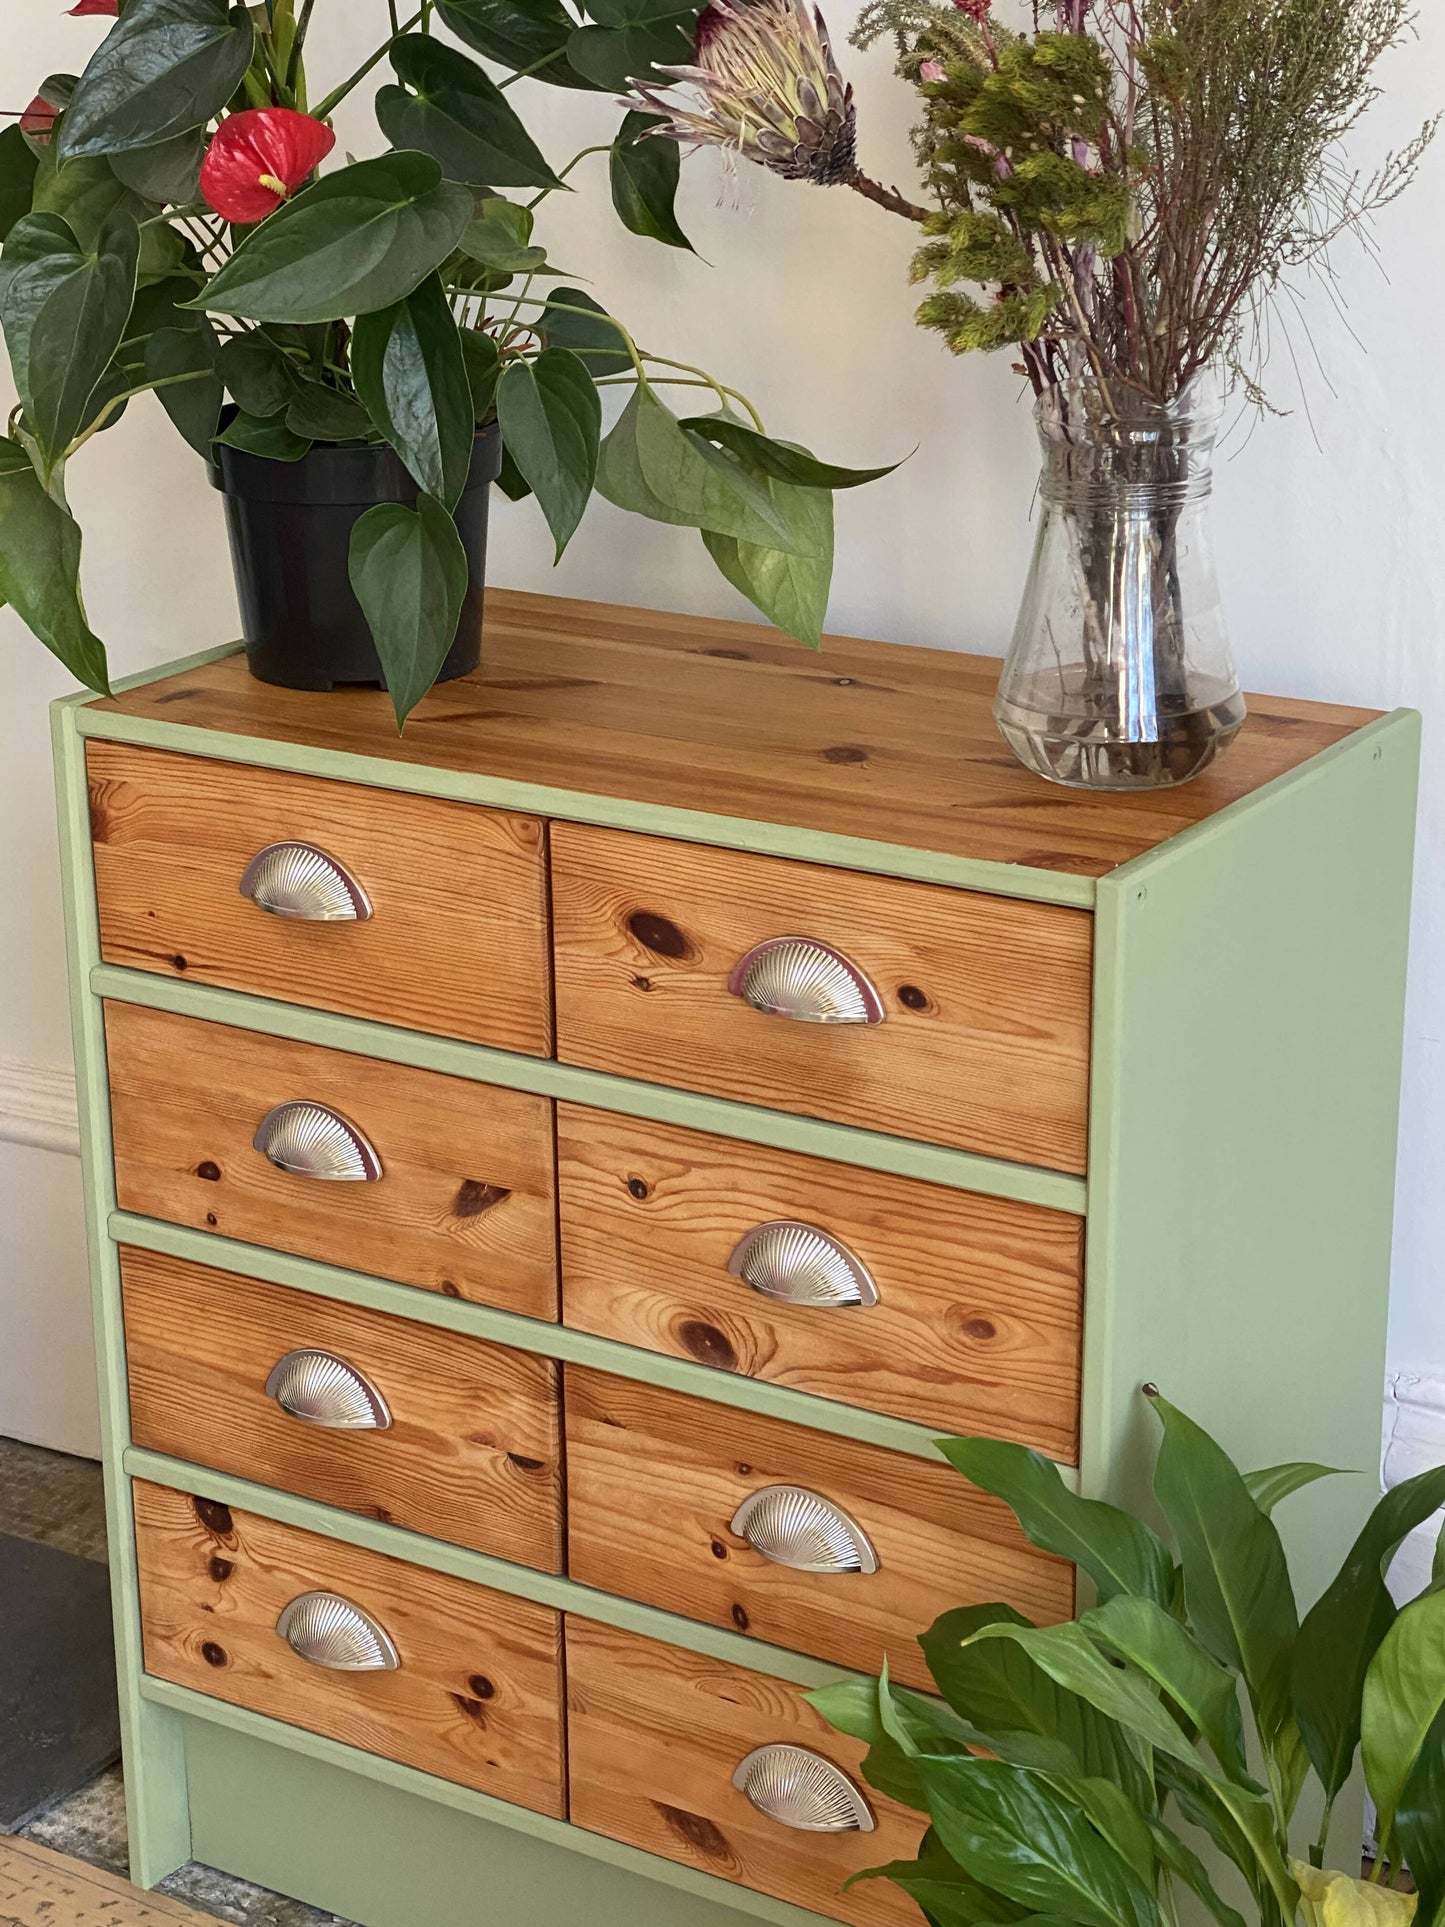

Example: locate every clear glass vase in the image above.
[993,378,1245,789]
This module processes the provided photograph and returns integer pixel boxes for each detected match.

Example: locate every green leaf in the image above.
[108,127,206,205]
[495,443,532,500]
[495,346,599,558]
[807,1676,976,1811]
[703,472,832,645]
[348,492,470,727]
[376,37,562,192]
[0,213,88,419]
[0,437,108,690]
[0,126,40,244]
[1361,1583,1445,1852]
[351,272,473,507]
[31,141,182,282]
[1293,1465,1445,1800]
[936,1437,1175,1609]
[285,377,372,443]
[849,1828,1029,1927]
[1145,1820,1248,1927]
[144,321,221,456]
[610,111,692,250]
[1395,1699,1445,1927]
[460,327,501,421]
[596,383,807,551]
[216,329,294,417]
[1082,1594,1248,1779]
[1147,1392,1298,1749]
[190,153,474,326]
[1154,1757,1279,1917]
[566,13,697,91]
[920,1604,1154,1812]
[1243,1462,1346,1517]
[683,413,902,489]
[918,1757,1158,1927]
[455,196,548,273]
[214,409,311,459]
[538,285,630,373]
[437,0,601,88]
[58,0,256,161]
[27,209,140,471]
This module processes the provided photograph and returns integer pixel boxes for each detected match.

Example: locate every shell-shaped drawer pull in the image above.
[731,1485,879,1575]
[264,1350,392,1431]
[239,842,372,922]
[727,937,885,1026]
[253,1101,382,1182]
[727,1220,879,1310]
[731,1745,876,1834]
[276,1592,400,1672]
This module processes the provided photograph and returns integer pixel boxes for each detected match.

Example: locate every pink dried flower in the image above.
[952,0,992,17]
[919,59,946,80]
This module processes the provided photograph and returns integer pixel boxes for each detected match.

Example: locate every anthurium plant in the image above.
[0,0,894,722]
[812,1388,1445,1927]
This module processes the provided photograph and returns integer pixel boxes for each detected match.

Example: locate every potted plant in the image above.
[811,1388,1445,1927]
[0,0,895,724]
[635,0,1434,787]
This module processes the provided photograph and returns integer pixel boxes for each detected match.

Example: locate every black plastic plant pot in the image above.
[209,422,503,692]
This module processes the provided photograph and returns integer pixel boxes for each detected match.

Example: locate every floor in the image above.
[0,1437,354,1927]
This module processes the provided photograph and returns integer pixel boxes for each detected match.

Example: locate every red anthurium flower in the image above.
[19,94,58,141]
[200,108,335,223]
[67,1,120,15]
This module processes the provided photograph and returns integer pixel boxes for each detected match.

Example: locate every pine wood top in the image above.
[0,1839,217,1927]
[92,589,1380,880]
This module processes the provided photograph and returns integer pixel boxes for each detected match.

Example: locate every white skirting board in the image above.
[0,1054,80,1158]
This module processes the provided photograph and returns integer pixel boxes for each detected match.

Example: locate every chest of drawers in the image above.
[53,590,1417,1927]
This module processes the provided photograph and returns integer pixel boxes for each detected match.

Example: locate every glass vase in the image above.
[993,378,1245,789]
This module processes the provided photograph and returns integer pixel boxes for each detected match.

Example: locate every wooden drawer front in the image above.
[564,1371,1072,1690]
[566,1620,926,1926]
[134,1481,565,1812]
[550,824,1093,1173]
[558,1104,1084,1453]
[122,1247,562,1572]
[105,1001,558,1319]
[88,741,551,1056]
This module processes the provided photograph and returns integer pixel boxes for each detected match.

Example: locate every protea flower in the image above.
[628,0,928,218]
[200,108,335,223]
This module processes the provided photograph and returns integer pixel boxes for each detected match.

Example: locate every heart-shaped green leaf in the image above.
[144,320,221,456]
[377,37,562,191]
[26,209,140,472]
[538,285,630,373]
[108,126,206,206]
[460,327,501,421]
[566,14,698,91]
[703,470,832,645]
[0,437,109,690]
[437,0,601,88]
[456,196,548,273]
[214,409,311,459]
[191,152,475,324]
[495,346,600,558]
[349,491,471,727]
[58,0,256,160]
[0,213,87,417]
[682,412,902,489]
[610,111,692,250]
[285,377,372,444]
[352,271,474,507]
[0,127,40,244]
[216,329,294,417]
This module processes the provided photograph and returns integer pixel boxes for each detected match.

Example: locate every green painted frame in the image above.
[52,657,1420,1924]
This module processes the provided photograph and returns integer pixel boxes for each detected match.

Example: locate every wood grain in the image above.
[121,1245,562,1572]
[551,823,1094,1173]
[91,589,1379,881]
[133,1480,566,1814]
[87,740,551,1055]
[557,1103,1084,1452]
[104,1000,558,1318]
[565,1619,926,1927]
[563,1368,1073,1689]
[0,1838,217,1926]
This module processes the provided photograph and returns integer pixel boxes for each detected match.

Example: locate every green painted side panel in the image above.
[1080,709,1419,1863]
[89,964,1087,1214]
[110,1212,989,1467]
[178,1712,844,1927]
[73,695,1098,910]
[49,704,192,1888]
[124,1444,856,1689]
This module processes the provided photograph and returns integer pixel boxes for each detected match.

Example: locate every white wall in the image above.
[4,2,1443,1453]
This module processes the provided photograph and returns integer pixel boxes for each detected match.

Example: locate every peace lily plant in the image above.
[0,0,895,722]
[812,1389,1445,1927]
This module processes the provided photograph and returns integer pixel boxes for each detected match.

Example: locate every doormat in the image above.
[0,1532,120,1829]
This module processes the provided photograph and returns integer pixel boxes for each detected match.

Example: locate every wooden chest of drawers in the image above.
[54,589,1417,1927]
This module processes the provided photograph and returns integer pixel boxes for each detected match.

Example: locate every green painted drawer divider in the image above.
[142,1684,850,1927]
[114,1209,1070,1470]
[123,1443,855,1689]
[90,963,1088,1215]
